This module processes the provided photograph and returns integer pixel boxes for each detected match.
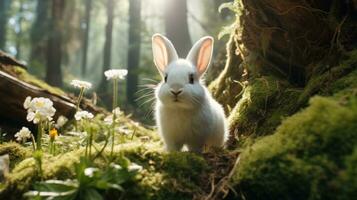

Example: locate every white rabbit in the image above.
[151,34,228,152]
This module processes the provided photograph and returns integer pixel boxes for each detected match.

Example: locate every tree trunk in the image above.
[15,0,24,59]
[0,0,11,50]
[99,0,114,95]
[164,0,191,57]
[126,0,141,106]
[30,0,50,74]
[81,0,92,76]
[45,0,65,87]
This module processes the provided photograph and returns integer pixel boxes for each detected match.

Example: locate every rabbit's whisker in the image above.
[135,92,154,102]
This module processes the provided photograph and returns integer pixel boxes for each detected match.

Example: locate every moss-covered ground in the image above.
[0,110,236,200]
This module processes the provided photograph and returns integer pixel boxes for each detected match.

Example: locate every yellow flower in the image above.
[49,128,58,140]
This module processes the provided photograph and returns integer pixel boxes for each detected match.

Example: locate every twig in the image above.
[204,154,241,200]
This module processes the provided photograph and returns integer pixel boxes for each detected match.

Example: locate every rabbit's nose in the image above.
[170,89,182,96]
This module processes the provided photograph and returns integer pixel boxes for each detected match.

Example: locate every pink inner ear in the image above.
[197,39,212,75]
[153,37,168,72]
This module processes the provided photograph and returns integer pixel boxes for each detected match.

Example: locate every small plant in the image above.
[15,127,36,150]
[33,150,43,179]
[24,97,56,150]
[70,80,92,112]
[55,115,68,130]
[104,69,128,157]
[49,128,58,155]
[75,110,94,159]
[24,157,141,200]
[71,80,92,131]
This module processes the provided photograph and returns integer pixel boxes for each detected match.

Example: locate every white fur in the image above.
[152,34,228,152]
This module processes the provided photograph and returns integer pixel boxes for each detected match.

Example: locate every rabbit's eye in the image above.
[189,74,194,84]
[164,74,168,83]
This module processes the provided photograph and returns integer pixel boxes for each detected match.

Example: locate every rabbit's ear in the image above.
[152,34,178,74]
[186,36,214,77]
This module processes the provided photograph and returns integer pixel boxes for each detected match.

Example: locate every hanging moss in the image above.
[209,34,244,113]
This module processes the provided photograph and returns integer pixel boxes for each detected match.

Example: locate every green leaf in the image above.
[24,189,77,200]
[81,189,103,200]
[35,180,78,192]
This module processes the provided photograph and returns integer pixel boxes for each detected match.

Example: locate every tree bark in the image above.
[81,0,92,76]
[126,0,141,106]
[30,0,50,73]
[46,0,65,87]
[0,0,11,50]
[164,0,191,57]
[99,0,114,94]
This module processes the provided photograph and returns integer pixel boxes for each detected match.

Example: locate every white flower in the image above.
[110,163,122,169]
[128,163,143,172]
[23,96,31,109]
[74,111,94,121]
[15,127,32,142]
[70,80,92,89]
[112,107,121,117]
[84,167,98,177]
[24,97,56,124]
[104,69,128,80]
[104,107,122,125]
[55,115,68,128]
[104,115,114,125]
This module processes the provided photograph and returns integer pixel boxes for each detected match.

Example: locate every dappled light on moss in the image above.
[232,96,357,199]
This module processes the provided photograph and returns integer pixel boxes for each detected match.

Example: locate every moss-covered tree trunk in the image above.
[209,0,357,198]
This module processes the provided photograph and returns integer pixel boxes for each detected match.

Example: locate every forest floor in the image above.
[0,64,239,200]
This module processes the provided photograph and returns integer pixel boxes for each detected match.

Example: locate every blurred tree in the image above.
[126,0,141,106]
[164,0,191,56]
[81,0,92,76]
[99,0,114,100]
[30,0,50,75]
[0,0,11,50]
[46,0,65,87]
[15,0,24,59]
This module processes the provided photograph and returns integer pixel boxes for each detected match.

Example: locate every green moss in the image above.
[298,50,357,106]
[0,135,210,200]
[335,148,357,199]
[232,96,357,199]
[112,142,209,200]
[12,67,66,96]
[0,142,32,169]
[228,76,301,138]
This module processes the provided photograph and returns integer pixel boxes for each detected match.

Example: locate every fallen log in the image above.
[0,52,104,136]
[0,70,77,135]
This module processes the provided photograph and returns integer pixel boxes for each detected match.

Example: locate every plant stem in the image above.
[76,87,85,111]
[75,88,85,131]
[30,134,36,151]
[89,127,93,160]
[112,79,118,109]
[37,122,42,150]
[111,79,118,158]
